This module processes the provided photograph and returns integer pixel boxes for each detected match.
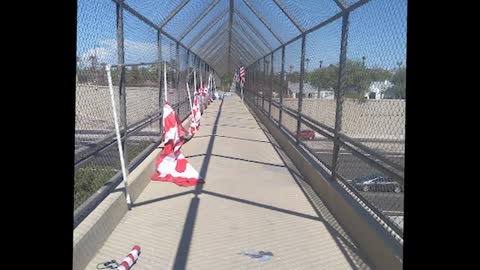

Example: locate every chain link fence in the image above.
[77,0,406,242]
[75,0,217,226]
[243,0,406,239]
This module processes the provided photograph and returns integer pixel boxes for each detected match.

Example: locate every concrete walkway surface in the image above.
[84,95,371,270]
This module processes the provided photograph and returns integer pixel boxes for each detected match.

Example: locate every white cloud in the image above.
[79,39,162,67]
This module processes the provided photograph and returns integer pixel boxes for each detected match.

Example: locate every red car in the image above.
[296,129,315,140]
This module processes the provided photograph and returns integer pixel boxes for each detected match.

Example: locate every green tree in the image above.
[286,71,300,83]
[306,64,338,91]
[221,73,232,90]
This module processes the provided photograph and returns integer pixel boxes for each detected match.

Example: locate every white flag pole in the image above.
[106,65,132,208]
[194,69,199,108]
[241,83,244,103]
[164,62,168,102]
[194,69,197,94]
[186,81,193,114]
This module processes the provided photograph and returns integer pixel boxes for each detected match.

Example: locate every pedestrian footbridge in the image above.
[75,0,406,269]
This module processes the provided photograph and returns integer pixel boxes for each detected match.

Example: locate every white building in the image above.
[318,89,334,100]
[366,80,394,99]
[287,82,334,99]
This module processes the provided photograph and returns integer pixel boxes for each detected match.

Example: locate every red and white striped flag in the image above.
[201,83,210,106]
[151,101,204,186]
[115,246,140,270]
[240,66,245,83]
[189,94,201,135]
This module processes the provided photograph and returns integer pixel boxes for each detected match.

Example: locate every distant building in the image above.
[366,80,394,99]
[287,82,319,98]
[287,82,335,99]
[318,89,334,100]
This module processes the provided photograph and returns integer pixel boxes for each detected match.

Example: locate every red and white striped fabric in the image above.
[115,245,141,270]
[240,66,245,83]
[152,101,204,186]
[194,87,203,111]
[189,95,201,135]
[199,84,209,107]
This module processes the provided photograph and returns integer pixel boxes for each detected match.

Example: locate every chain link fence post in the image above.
[296,34,306,145]
[157,30,163,136]
[176,42,180,115]
[331,12,350,182]
[279,45,285,128]
[116,0,129,174]
[269,53,273,118]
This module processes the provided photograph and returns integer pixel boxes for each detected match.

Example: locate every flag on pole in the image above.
[189,94,201,135]
[152,101,204,186]
[240,66,245,84]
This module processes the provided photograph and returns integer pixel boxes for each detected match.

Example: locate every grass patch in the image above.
[74,165,117,210]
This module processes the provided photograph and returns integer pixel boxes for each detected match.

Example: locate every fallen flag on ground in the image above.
[151,101,204,186]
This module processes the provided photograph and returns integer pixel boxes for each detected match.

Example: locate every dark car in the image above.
[295,129,315,140]
[349,173,402,193]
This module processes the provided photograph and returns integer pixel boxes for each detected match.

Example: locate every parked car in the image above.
[295,129,315,140]
[349,173,402,193]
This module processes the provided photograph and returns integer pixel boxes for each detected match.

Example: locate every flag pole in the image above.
[106,65,132,208]
[186,81,193,114]
[164,62,168,102]
[241,82,244,103]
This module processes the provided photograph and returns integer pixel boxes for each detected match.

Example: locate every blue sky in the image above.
[77,0,407,73]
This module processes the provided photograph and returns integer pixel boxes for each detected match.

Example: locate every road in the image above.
[301,136,405,228]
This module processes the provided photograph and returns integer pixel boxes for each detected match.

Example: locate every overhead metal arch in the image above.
[241,0,284,45]
[234,8,273,51]
[196,29,229,57]
[158,0,191,29]
[178,0,223,41]
[187,9,229,49]
[270,0,304,33]
[333,0,348,11]
[232,23,268,57]
[231,27,265,59]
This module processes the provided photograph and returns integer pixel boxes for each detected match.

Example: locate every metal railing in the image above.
[75,0,219,227]
[241,0,406,239]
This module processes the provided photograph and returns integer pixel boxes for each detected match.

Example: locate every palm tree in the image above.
[362,56,366,68]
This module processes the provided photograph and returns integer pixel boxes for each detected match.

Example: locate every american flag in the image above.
[240,66,245,83]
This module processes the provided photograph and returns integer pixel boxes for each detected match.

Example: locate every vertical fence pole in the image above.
[269,53,273,118]
[116,0,131,208]
[262,57,266,111]
[296,34,306,144]
[332,12,350,181]
[187,49,190,105]
[255,60,260,107]
[279,45,285,127]
[157,31,163,136]
[176,42,180,115]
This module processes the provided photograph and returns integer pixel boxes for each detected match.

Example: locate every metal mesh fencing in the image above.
[282,38,302,114]
[77,0,406,242]
[243,0,406,238]
[271,48,282,123]
[303,18,342,129]
[335,0,407,231]
[75,0,216,221]
[75,0,121,211]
